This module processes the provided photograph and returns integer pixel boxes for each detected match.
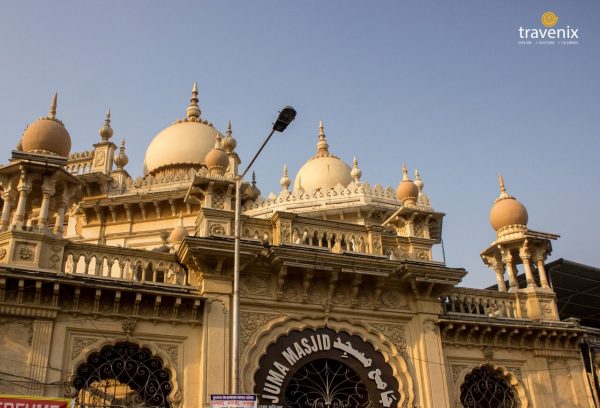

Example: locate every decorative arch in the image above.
[453,363,528,408]
[240,315,415,407]
[66,337,182,408]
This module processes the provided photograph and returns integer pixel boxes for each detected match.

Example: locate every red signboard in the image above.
[0,395,71,408]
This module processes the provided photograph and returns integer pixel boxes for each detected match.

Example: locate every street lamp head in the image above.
[273,106,297,132]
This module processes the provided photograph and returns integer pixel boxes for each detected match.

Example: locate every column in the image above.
[502,250,518,291]
[25,320,54,396]
[38,176,55,230]
[494,264,507,292]
[520,244,536,288]
[54,201,67,237]
[13,172,31,229]
[0,189,14,231]
[536,257,550,289]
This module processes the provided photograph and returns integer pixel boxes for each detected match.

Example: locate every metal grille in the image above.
[460,366,520,408]
[284,359,374,408]
[72,342,172,407]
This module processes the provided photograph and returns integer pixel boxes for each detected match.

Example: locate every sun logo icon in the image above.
[541,11,559,27]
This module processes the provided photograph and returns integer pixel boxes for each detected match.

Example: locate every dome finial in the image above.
[222,119,237,153]
[351,156,362,183]
[99,109,114,141]
[497,174,511,200]
[114,138,129,169]
[402,163,409,181]
[49,93,58,119]
[414,169,423,192]
[280,163,291,191]
[186,81,201,120]
[252,170,257,186]
[316,120,330,157]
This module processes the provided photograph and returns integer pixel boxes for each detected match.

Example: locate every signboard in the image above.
[0,395,72,408]
[210,394,257,408]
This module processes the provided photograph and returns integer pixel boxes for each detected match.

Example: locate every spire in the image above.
[114,139,129,170]
[316,120,330,157]
[497,174,511,200]
[402,163,409,181]
[414,169,423,192]
[252,170,257,187]
[99,109,114,141]
[351,156,362,183]
[222,119,237,152]
[280,163,291,191]
[48,93,58,119]
[186,81,201,120]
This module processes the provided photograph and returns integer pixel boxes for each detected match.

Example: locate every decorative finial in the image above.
[186,81,201,120]
[402,164,409,181]
[280,164,291,191]
[316,120,330,158]
[414,169,423,192]
[49,93,58,119]
[351,156,362,183]
[222,119,237,152]
[99,109,114,141]
[496,174,512,201]
[252,170,257,187]
[114,138,129,169]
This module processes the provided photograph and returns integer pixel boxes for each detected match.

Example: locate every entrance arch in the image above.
[456,364,528,408]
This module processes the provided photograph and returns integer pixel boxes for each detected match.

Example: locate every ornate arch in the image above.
[240,314,415,407]
[65,336,182,407]
[453,363,528,408]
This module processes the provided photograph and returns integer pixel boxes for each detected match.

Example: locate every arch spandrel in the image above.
[240,314,415,407]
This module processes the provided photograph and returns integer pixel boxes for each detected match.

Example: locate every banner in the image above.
[0,395,71,408]
[210,394,257,408]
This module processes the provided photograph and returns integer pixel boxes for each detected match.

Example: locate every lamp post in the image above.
[231,107,296,393]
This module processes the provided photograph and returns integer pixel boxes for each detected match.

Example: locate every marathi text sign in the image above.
[210,394,257,408]
[0,395,71,408]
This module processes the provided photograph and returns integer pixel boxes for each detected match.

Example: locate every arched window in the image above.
[460,366,520,408]
[71,342,173,407]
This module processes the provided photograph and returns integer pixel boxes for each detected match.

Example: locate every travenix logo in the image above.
[518,12,579,46]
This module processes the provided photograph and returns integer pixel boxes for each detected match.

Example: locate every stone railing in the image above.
[66,150,95,175]
[441,288,526,320]
[62,243,187,286]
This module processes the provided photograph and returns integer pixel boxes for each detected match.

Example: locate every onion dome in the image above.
[144,82,224,175]
[99,110,113,141]
[21,93,72,157]
[168,212,189,243]
[351,157,362,183]
[205,134,229,175]
[293,121,353,192]
[280,164,291,191]
[414,169,423,193]
[396,164,419,203]
[222,120,237,153]
[114,139,129,170]
[489,175,528,231]
[245,171,261,201]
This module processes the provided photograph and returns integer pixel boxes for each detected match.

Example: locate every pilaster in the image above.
[26,319,54,396]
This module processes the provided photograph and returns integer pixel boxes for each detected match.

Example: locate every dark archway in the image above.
[460,366,520,408]
[71,342,173,407]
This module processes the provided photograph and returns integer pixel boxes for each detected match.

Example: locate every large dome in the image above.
[21,93,71,157]
[292,121,353,192]
[143,83,224,176]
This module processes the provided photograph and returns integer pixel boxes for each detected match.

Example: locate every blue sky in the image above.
[0,1,598,288]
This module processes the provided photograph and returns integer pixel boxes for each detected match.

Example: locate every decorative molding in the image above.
[370,322,408,357]
[239,312,280,353]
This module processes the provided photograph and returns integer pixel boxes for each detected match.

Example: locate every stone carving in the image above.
[18,246,33,260]
[121,317,137,335]
[281,225,290,244]
[507,366,523,382]
[71,336,98,359]
[239,312,280,352]
[416,250,428,260]
[451,364,469,385]
[381,290,406,309]
[157,343,179,363]
[210,223,225,235]
[283,284,301,302]
[0,248,6,260]
[482,346,494,361]
[241,275,269,296]
[422,319,439,333]
[371,322,407,357]
[542,303,552,314]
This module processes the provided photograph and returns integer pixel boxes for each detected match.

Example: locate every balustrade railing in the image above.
[62,243,187,286]
[441,289,525,319]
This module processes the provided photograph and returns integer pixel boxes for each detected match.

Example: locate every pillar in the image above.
[0,189,14,231]
[38,176,56,230]
[13,172,31,229]
[520,244,536,288]
[537,257,550,289]
[502,250,518,291]
[494,264,507,292]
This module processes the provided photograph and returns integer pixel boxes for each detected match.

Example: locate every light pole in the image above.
[231,107,296,394]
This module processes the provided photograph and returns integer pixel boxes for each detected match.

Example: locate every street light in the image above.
[231,106,296,393]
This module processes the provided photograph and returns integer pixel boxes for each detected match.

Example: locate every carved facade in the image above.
[0,86,597,407]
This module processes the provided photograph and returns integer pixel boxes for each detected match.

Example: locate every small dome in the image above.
[489,175,528,230]
[222,120,237,153]
[245,171,261,201]
[143,83,223,175]
[292,121,353,192]
[205,135,229,175]
[21,93,71,157]
[168,213,189,243]
[396,165,418,202]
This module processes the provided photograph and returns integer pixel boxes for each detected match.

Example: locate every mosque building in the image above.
[0,84,598,408]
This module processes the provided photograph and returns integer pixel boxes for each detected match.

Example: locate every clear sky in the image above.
[0,1,598,288]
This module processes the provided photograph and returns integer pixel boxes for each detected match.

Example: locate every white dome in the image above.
[293,156,352,192]
[144,121,222,175]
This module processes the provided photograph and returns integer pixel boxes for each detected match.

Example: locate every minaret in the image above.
[351,157,362,183]
[91,109,117,174]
